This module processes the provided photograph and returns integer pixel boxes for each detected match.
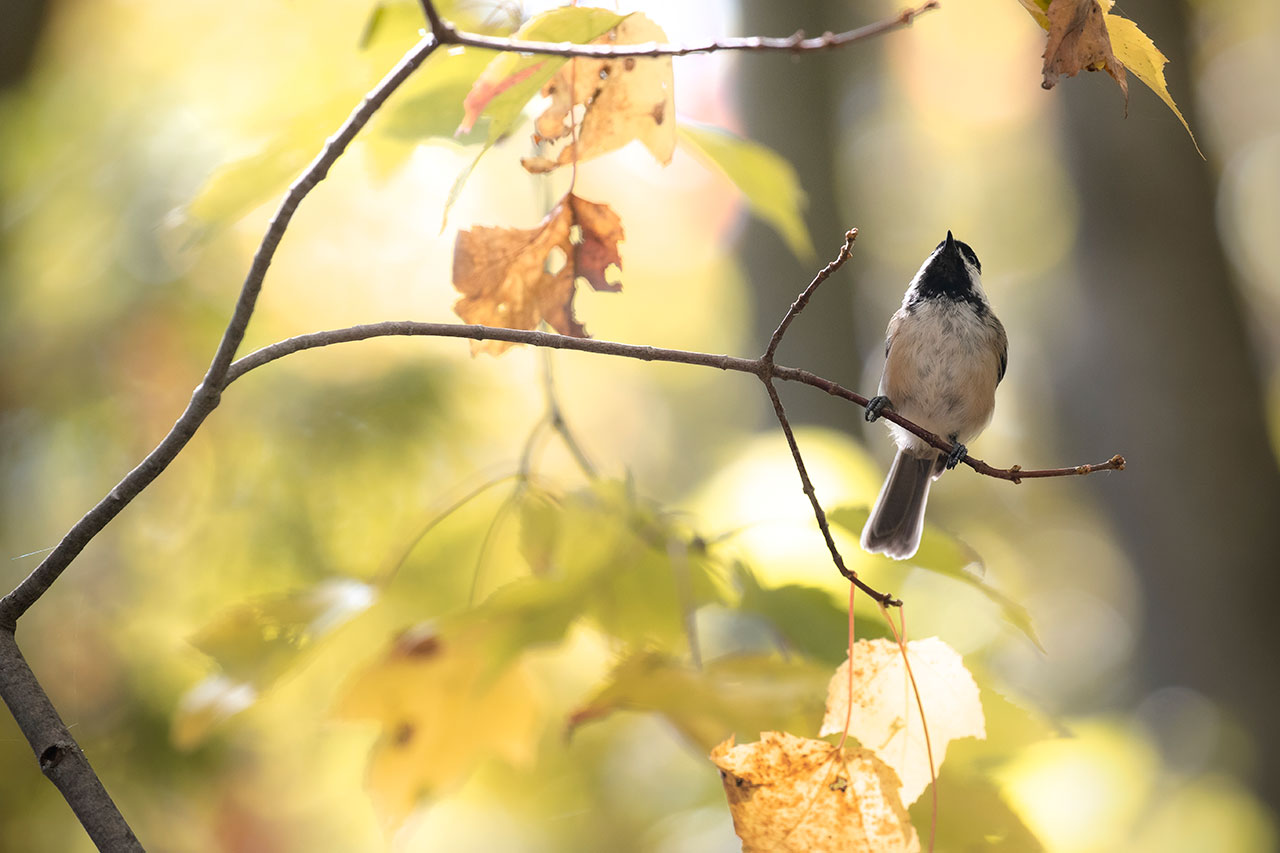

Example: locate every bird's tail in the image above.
[861,450,940,560]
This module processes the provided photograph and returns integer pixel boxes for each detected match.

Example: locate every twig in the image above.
[421,0,940,60]
[762,378,901,606]
[540,349,598,479]
[765,228,858,361]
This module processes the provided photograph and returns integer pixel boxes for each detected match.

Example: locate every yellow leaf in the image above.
[711,731,920,853]
[1018,0,1199,150]
[335,624,542,829]
[819,637,985,806]
[1104,14,1200,154]
[521,14,676,173]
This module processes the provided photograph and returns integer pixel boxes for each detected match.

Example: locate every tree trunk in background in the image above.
[736,0,869,427]
[1055,0,1280,803]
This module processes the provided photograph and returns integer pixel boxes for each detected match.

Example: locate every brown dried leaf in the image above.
[1041,0,1128,104]
[711,732,920,853]
[451,193,624,354]
[819,638,985,806]
[521,14,676,173]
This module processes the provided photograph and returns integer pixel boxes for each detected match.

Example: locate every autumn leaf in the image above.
[521,14,676,173]
[335,623,542,829]
[457,7,626,137]
[1040,0,1127,101]
[1019,0,1198,149]
[451,193,623,354]
[172,579,376,749]
[712,731,920,853]
[819,637,985,807]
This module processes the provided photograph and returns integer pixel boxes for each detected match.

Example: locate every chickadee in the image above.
[861,232,1007,560]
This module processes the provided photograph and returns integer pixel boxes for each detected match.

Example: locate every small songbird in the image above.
[861,232,1007,560]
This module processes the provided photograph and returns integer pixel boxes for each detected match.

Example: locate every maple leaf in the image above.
[334,623,542,829]
[452,193,624,354]
[1040,0,1128,102]
[819,637,985,807]
[711,731,920,853]
[521,14,676,174]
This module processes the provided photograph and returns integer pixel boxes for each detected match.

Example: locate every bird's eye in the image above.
[960,245,981,272]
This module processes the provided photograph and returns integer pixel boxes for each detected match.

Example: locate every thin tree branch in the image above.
[223,322,1126,483]
[762,378,901,606]
[0,629,143,851]
[0,36,440,627]
[423,1,940,59]
[765,228,858,361]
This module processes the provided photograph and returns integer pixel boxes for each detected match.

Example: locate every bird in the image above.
[861,231,1007,560]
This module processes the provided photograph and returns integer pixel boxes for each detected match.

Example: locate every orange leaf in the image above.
[711,731,920,853]
[1041,0,1128,105]
[451,193,624,354]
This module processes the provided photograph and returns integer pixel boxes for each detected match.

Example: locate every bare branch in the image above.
[223,321,1125,485]
[437,2,940,59]
[761,379,901,606]
[765,228,858,362]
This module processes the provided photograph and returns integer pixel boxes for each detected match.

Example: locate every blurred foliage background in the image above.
[1,0,1278,850]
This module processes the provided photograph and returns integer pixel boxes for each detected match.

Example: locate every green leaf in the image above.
[376,47,496,144]
[677,122,815,263]
[733,564,887,665]
[908,772,1046,851]
[567,651,830,751]
[174,578,377,748]
[829,506,1042,650]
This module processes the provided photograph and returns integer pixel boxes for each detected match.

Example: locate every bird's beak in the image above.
[945,230,957,256]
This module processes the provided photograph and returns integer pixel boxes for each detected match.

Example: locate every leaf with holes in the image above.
[712,731,920,853]
[819,637,985,807]
[1019,0,1197,149]
[521,13,675,173]
[451,192,623,354]
[334,623,542,829]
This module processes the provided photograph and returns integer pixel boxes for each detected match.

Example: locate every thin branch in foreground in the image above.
[427,1,940,60]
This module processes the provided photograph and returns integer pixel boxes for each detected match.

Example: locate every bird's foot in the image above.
[944,437,967,470]
[865,395,891,423]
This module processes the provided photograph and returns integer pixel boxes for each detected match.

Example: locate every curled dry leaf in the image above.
[522,13,676,173]
[819,637,985,806]
[452,193,624,354]
[711,731,920,853]
[1040,0,1127,103]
